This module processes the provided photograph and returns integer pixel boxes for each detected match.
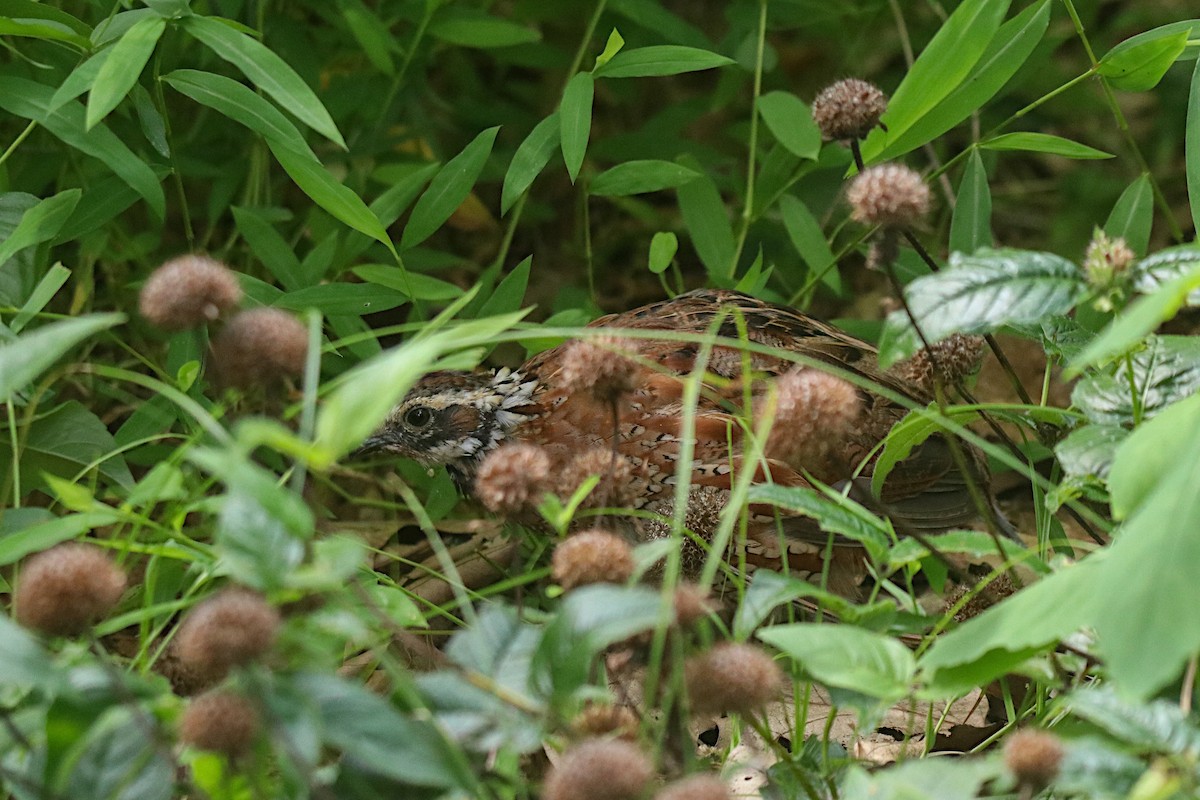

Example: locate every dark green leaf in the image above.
[6,401,133,491]
[231,207,306,290]
[274,283,409,315]
[428,10,539,48]
[589,160,699,196]
[0,314,123,402]
[0,16,89,48]
[878,249,1086,366]
[756,91,820,160]
[476,256,531,319]
[86,15,164,129]
[163,69,313,156]
[1098,29,1190,92]
[66,709,174,800]
[678,174,735,282]
[745,483,891,555]
[269,142,393,248]
[501,113,559,214]
[593,45,735,78]
[981,132,1113,159]
[0,0,90,35]
[0,189,81,265]
[338,0,395,74]
[352,264,463,301]
[182,15,346,148]
[1104,174,1153,256]
[949,150,993,253]
[779,195,839,293]
[402,126,499,249]
[559,73,593,184]
[734,569,822,639]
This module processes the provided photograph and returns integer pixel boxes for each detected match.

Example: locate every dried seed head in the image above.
[175,589,280,683]
[655,774,732,800]
[179,690,261,758]
[946,573,1017,623]
[847,164,931,228]
[475,442,553,515]
[812,78,888,141]
[543,738,654,800]
[559,336,638,405]
[560,447,638,509]
[573,703,640,740]
[140,255,242,332]
[14,544,126,637]
[760,368,862,474]
[673,582,715,627]
[685,642,782,716]
[551,529,635,591]
[1004,729,1064,791]
[892,333,986,392]
[1083,228,1136,291]
[211,308,308,389]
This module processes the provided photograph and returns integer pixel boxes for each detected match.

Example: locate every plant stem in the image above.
[729,0,769,281]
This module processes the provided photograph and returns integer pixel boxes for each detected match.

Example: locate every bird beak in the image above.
[350,432,389,460]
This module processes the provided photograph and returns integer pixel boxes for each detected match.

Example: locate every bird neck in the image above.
[448,368,539,493]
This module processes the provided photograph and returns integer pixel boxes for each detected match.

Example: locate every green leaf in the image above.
[779,195,839,293]
[1068,265,1200,373]
[181,15,346,149]
[871,408,972,498]
[745,483,891,555]
[0,77,165,218]
[269,142,393,249]
[231,206,306,290]
[428,10,539,48]
[0,16,89,48]
[402,126,500,249]
[595,28,625,69]
[589,160,699,196]
[1105,21,1200,66]
[1130,245,1200,306]
[863,1,1050,163]
[678,173,735,282]
[1063,687,1200,753]
[1104,174,1153,256]
[648,232,678,274]
[274,283,409,315]
[1099,29,1190,92]
[337,0,394,74]
[501,113,559,214]
[863,0,1010,158]
[759,623,915,701]
[756,91,821,160]
[352,264,462,301]
[1189,57,1200,239]
[0,189,81,265]
[593,45,735,78]
[1071,336,1200,427]
[476,256,531,319]
[0,314,123,402]
[11,263,70,334]
[86,15,164,129]
[0,510,118,566]
[878,249,1086,366]
[949,150,993,253]
[5,401,133,492]
[65,709,174,800]
[0,0,90,36]
[163,69,313,157]
[559,72,593,184]
[0,613,62,690]
[1108,393,1200,520]
[981,132,1113,159]
[1055,424,1127,481]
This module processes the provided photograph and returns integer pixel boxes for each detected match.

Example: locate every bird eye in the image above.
[403,405,433,429]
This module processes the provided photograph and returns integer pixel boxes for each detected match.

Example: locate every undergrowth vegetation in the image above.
[2,1,1200,798]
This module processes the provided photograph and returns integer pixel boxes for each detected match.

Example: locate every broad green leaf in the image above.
[1108,393,1200,520]
[1063,687,1200,753]
[648,232,678,274]
[1189,57,1200,239]
[1098,29,1190,92]
[1055,424,1127,481]
[593,45,735,78]
[352,265,462,301]
[274,283,408,315]
[757,91,820,160]
[163,69,313,157]
[0,16,89,48]
[501,113,559,214]
[559,72,593,184]
[886,529,1027,569]
[0,0,90,35]
[428,10,539,48]
[402,126,500,249]
[65,710,173,800]
[871,408,973,498]
[3,401,134,492]
[1071,336,1200,427]
[0,77,165,218]
[878,249,1086,366]
[49,49,110,111]
[182,15,346,149]
[0,313,123,402]
[864,0,1010,157]
[981,132,1113,159]
[779,195,839,293]
[746,483,891,555]
[678,173,735,282]
[0,509,118,566]
[269,142,393,249]
[1130,245,1200,306]
[1104,174,1153,255]
[949,150,993,253]
[1105,20,1200,65]
[0,189,81,265]
[0,613,62,689]
[1068,266,1200,373]
[86,15,164,129]
[338,0,394,74]
[231,206,306,290]
[760,623,915,701]
[865,1,1051,163]
[476,256,531,319]
[589,160,699,196]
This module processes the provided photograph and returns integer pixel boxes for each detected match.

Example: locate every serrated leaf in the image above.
[1055,424,1127,481]
[877,249,1086,366]
[981,132,1113,159]
[86,15,164,129]
[589,160,699,196]
[949,150,993,253]
[757,91,820,160]
[1104,174,1153,256]
[403,126,500,249]
[1071,336,1200,427]
[500,113,559,214]
[1099,28,1190,92]
[593,45,734,78]
[559,73,593,184]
